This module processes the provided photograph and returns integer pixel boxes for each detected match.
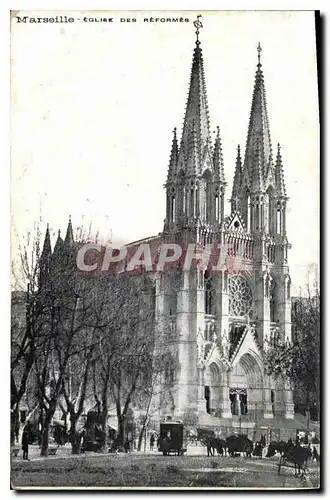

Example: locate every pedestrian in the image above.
[312,446,319,463]
[150,433,155,452]
[22,427,29,460]
[124,437,130,453]
[260,434,266,448]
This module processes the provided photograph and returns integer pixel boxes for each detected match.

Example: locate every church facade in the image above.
[151,31,294,427]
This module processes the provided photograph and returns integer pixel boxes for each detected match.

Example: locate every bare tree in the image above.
[11,222,43,445]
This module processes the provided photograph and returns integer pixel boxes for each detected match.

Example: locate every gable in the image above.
[225,211,246,232]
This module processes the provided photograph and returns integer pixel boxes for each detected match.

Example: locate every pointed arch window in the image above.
[215,192,219,221]
[204,271,214,315]
[270,279,276,322]
[171,195,176,223]
[190,189,195,218]
[255,202,259,230]
[276,202,281,235]
[246,192,251,232]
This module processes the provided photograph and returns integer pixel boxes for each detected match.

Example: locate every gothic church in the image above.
[152,27,294,427]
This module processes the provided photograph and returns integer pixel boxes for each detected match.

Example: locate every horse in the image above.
[226,434,253,458]
[202,437,226,457]
[281,444,312,477]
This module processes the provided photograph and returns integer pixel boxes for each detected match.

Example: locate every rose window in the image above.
[228,276,253,317]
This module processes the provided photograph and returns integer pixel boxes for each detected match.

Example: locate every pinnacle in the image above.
[275,142,287,197]
[213,126,225,183]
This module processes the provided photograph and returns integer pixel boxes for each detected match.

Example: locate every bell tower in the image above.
[163,19,226,243]
[230,43,293,418]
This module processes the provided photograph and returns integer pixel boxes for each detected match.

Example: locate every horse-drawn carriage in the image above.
[158,421,187,456]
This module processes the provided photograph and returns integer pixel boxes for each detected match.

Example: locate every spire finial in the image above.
[193,14,203,44]
[257,42,262,67]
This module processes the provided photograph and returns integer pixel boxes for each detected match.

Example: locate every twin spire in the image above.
[166,22,287,202]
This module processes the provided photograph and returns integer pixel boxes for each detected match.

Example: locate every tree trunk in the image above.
[70,416,81,454]
[138,416,148,452]
[10,408,19,446]
[118,415,125,451]
[137,428,144,452]
[40,419,51,456]
[98,408,108,452]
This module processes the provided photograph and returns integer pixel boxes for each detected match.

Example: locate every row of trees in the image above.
[11,226,177,455]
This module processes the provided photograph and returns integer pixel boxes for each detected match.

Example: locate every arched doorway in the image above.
[204,362,221,416]
[229,352,263,417]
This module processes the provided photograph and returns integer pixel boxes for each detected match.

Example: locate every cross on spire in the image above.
[257,42,262,67]
[193,14,203,44]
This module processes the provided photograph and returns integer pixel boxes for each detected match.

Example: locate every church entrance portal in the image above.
[229,388,248,416]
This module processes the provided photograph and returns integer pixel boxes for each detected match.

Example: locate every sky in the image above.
[10,10,319,293]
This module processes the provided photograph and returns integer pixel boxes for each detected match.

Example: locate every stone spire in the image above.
[64,215,74,247]
[163,15,226,233]
[41,223,51,257]
[178,19,212,175]
[166,127,179,182]
[213,126,225,183]
[243,43,272,190]
[39,223,52,288]
[275,143,287,197]
[231,144,242,211]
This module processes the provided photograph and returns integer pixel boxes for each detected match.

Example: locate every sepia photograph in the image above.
[10,10,320,490]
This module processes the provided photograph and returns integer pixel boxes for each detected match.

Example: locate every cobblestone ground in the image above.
[11,445,320,489]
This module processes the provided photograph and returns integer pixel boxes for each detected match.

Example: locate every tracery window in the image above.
[228,275,253,317]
